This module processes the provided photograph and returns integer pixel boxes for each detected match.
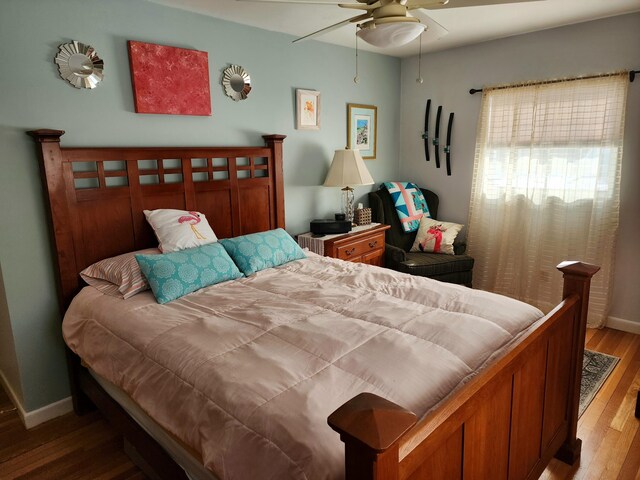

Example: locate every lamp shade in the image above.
[323,149,374,187]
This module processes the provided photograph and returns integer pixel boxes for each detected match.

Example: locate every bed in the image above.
[28,129,599,480]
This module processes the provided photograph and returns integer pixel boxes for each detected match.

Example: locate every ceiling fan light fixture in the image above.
[356,22,425,48]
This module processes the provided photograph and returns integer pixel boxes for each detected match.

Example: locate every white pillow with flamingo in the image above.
[144,209,218,253]
[410,217,463,255]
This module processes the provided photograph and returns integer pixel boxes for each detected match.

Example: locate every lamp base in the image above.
[341,186,355,224]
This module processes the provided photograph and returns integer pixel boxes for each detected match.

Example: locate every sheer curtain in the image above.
[467,73,628,327]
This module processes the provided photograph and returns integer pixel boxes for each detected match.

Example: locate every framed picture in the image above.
[347,103,377,159]
[128,41,211,116]
[296,89,321,130]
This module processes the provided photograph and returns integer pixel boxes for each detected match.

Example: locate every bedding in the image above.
[220,228,307,276]
[62,253,543,480]
[136,243,243,304]
[80,248,160,299]
[144,209,218,252]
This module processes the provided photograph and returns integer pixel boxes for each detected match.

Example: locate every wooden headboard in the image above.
[28,129,286,311]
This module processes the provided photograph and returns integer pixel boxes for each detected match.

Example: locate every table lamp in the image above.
[323,148,374,224]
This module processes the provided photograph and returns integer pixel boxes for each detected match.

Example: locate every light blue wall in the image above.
[0,0,400,411]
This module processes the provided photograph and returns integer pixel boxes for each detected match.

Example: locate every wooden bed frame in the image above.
[29,129,598,480]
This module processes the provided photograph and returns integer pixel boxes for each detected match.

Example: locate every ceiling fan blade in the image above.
[406,0,449,9]
[408,0,541,9]
[236,0,344,5]
[292,13,370,43]
[409,10,449,40]
[338,1,381,10]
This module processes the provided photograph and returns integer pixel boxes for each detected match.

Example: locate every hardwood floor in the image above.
[542,327,640,480]
[0,388,146,479]
[0,327,638,479]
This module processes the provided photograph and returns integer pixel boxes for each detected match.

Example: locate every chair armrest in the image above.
[386,243,406,263]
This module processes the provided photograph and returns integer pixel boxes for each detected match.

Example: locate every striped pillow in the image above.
[80,248,160,299]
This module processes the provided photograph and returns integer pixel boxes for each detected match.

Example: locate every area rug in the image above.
[579,350,619,417]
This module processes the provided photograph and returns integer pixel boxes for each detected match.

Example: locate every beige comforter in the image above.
[63,253,543,479]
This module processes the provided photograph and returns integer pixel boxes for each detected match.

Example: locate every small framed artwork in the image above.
[347,103,377,159]
[296,89,321,130]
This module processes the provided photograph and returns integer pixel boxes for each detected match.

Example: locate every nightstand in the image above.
[297,223,390,266]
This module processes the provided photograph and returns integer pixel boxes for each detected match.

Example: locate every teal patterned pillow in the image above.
[135,243,243,304]
[220,228,306,276]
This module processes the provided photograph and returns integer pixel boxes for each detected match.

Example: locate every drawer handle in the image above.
[368,240,378,248]
[345,247,356,256]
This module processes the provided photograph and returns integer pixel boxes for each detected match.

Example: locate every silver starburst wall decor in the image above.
[55,40,104,89]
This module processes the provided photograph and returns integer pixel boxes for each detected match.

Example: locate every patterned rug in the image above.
[579,350,619,417]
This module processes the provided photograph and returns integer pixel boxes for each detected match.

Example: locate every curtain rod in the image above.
[469,70,639,95]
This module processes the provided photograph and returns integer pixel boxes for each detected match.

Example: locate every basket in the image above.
[354,207,372,226]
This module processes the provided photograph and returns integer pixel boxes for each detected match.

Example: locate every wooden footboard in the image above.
[329,261,599,480]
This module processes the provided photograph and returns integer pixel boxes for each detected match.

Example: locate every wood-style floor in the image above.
[542,327,640,480]
[0,328,638,480]
[0,389,146,479]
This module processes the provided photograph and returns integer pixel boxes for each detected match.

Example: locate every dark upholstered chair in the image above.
[369,187,474,287]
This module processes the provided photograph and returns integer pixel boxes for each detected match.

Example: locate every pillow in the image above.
[80,248,160,299]
[144,209,218,253]
[136,243,242,304]
[410,217,463,255]
[220,228,306,276]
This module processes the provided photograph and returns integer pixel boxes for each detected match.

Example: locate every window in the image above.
[467,74,628,327]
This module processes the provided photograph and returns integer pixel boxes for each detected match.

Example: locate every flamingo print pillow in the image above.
[410,217,463,255]
[144,209,218,253]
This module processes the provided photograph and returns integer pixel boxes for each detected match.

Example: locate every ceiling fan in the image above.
[238,0,542,48]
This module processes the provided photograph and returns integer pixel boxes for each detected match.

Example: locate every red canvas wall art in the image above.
[128,41,211,116]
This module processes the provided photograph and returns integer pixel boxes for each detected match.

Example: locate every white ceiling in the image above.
[146,0,640,57]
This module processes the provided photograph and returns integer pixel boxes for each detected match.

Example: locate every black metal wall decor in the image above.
[445,112,454,176]
[422,99,431,162]
[421,99,455,176]
[433,105,442,169]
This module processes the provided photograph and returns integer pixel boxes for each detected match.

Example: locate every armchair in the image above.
[369,187,474,287]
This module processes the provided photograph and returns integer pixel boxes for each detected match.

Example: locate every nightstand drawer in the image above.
[297,224,390,265]
[335,232,385,261]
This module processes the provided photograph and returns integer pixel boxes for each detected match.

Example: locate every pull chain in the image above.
[416,29,424,84]
[354,27,360,84]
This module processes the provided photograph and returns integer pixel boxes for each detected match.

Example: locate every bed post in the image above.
[26,129,79,310]
[27,129,95,414]
[328,392,417,480]
[554,261,600,465]
[263,134,286,230]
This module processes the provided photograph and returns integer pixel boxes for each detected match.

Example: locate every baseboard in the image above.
[0,369,72,429]
[606,316,640,335]
[22,395,73,429]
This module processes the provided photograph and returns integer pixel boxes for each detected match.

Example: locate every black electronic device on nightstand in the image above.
[310,219,352,235]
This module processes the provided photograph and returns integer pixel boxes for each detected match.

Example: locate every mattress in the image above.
[63,253,543,479]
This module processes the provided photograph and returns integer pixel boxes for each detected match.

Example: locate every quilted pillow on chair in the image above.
[382,182,431,233]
